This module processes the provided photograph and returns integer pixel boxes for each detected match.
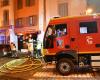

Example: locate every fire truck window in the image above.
[46,28,52,37]
[55,24,67,37]
[80,21,97,34]
[44,25,55,48]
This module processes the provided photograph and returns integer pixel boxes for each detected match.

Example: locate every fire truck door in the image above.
[69,22,78,51]
[54,23,70,51]
[44,25,55,49]
[43,23,70,54]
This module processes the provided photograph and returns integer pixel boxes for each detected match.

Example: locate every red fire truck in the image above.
[43,14,100,75]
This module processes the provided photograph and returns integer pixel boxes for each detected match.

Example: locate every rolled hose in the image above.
[0,58,42,74]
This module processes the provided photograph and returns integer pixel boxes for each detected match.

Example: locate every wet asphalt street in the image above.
[0,58,100,80]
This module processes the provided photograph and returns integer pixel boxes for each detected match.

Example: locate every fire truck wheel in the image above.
[56,58,74,75]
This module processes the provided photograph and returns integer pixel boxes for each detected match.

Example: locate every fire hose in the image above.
[0,58,42,74]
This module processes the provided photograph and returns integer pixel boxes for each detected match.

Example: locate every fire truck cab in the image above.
[43,14,100,75]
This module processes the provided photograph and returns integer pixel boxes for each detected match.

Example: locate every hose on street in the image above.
[0,58,42,74]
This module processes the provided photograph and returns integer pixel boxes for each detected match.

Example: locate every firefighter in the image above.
[28,35,34,57]
[36,31,42,58]
[10,42,18,58]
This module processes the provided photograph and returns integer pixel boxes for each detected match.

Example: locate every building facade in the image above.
[45,0,87,29]
[0,0,14,44]
[14,0,88,35]
[14,0,39,35]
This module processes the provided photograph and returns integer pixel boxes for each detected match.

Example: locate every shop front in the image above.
[14,27,38,51]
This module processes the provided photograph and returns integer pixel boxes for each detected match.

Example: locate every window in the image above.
[28,15,37,26]
[3,10,9,25]
[55,24,67,37]
[46,25,55,37]
[80,21,98,34]
[2,0,9,7]
[44,25,55,48]
[26,0,35,6]
[29,16,33,26]
[16,18,22,27]
[58,3,68,17]
[0,32,5,44]
[26,0,30,6]
[17,0,23,9]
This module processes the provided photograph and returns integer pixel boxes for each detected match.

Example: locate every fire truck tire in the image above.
[56,58,74,75]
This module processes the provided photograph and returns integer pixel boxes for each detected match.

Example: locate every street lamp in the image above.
[86,8,93,15]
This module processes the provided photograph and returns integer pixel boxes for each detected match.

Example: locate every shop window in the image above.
[0,36,5,44]
[80,21,98,34]
[17,0,23,9]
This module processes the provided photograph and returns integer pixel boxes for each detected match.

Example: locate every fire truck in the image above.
[43,14,100,75]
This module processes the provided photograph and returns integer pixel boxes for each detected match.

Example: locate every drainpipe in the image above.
[43,0,46,31]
